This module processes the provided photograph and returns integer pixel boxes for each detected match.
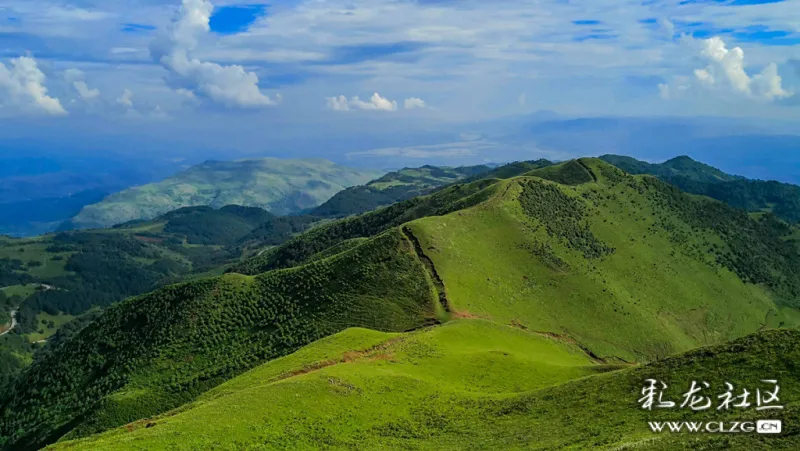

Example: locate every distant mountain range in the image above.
[62,158,384,231]
[6,149,799,238]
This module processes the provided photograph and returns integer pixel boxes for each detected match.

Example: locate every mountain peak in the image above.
[664,155,696,164]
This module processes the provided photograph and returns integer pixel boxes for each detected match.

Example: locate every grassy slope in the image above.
[48,319,607,450]
[0,229,437,450]
[6,158,800,449]
[51,325,800,451]
[0,176,514,450]
[407,159,795,362]
[68,158,382,229]
[26,312,76,343]
[0,241,73,279]
[0,285,39,299]
[231,178,503,275]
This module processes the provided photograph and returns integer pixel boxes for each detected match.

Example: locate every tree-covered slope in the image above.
[0,229,436,450]
[310,164,492,218]
[3,158,799,450]
[49,325,800,451]
[64,158,382,230]
[600,155,742,183]
[231,178,504,275]
[235,159,800,362]
[462,158,555,182]
[234,160,561,275]
[0,205,316,392]
[600,154,800,223]
[2,204,312,325]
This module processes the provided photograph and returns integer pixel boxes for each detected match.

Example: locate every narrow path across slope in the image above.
[402,226,452,314]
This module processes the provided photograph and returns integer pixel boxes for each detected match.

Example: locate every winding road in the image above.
[0,284,56,337]
[0,309,18,337]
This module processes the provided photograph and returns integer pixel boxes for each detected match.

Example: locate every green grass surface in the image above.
[0,284,38,299]
[4,158,800,450]
[405,160,796,362]
[50,326,800,451]
[47,320,609,450]
[26,312,76,343]
[0,243,72,279]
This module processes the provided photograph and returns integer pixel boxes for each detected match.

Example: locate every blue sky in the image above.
[0,0,799,167]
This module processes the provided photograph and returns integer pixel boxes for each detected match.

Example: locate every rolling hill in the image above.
[308,158,554,221]
[63,158,383,230]
[310,164,493,217]
[0,159,545,393]
[0,205,318,393]
[1,158,798,450]
[600,154,800,223]
[49,325,800,450]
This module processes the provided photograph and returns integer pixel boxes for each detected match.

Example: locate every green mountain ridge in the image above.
[64,158,383,230]
[0,159,549,394]
[600,154,743,183]
[310,164,493,218]
[2,158,798,449]
[600,154,800,223]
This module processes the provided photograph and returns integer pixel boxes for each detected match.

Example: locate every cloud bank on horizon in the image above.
[0,0,799,142]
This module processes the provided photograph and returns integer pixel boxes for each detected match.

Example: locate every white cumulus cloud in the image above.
[404,97,426,110]
[327,93,427,112]
[751,63,792,101]
[0,56,67,116]
[327,93,399,112]
[326,95,350,111]
[351,93,398,111]
[64,69,100,100]
[117,88,134,108]
[693,37,792,101]
[74,81,100,100]
[149,0,278,108]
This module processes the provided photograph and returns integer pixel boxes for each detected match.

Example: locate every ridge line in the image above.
[576,159,598,183]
